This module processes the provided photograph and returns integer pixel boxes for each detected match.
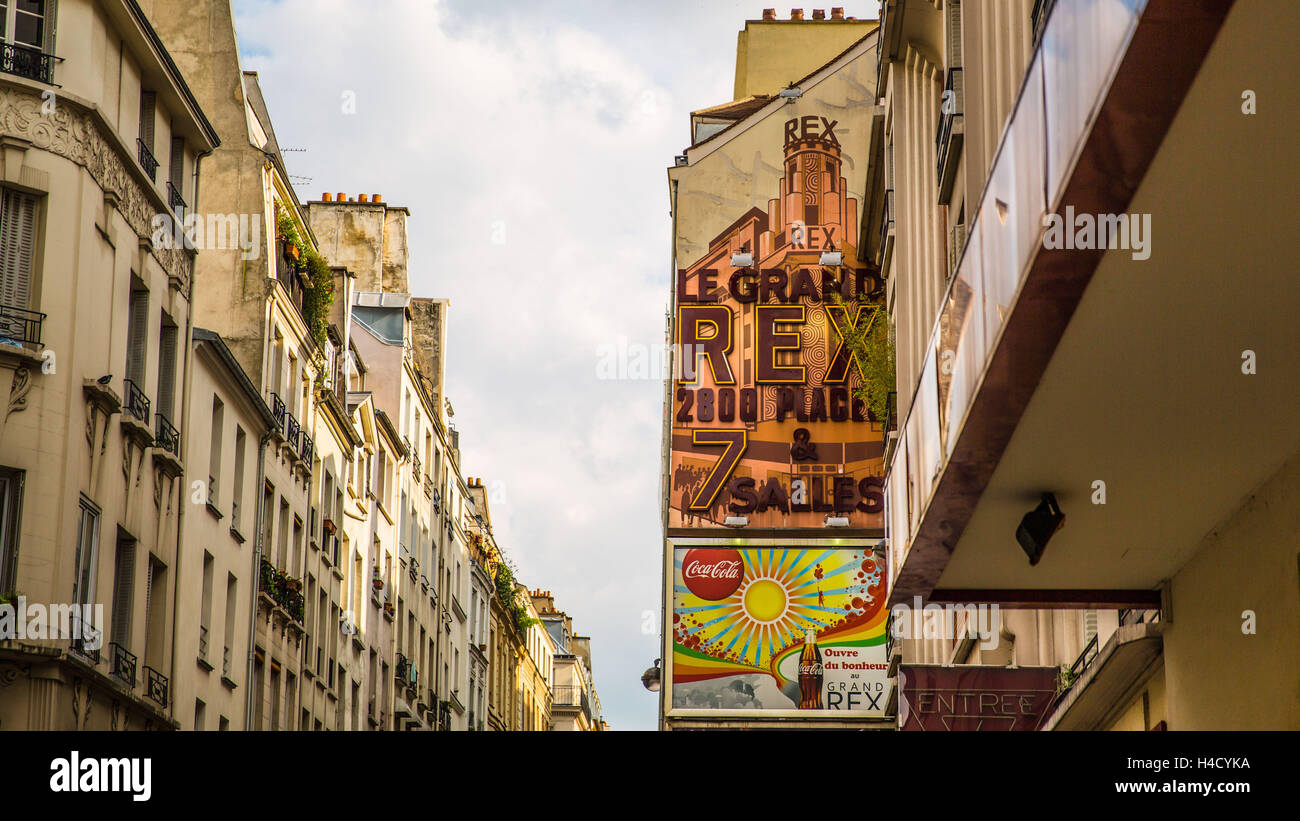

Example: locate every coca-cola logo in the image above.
[800,663,824,676]
[682,549,745,601]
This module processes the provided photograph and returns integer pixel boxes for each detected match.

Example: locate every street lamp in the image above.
[641,659,662,693]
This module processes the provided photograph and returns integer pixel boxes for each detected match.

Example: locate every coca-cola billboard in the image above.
[668,541,890,716]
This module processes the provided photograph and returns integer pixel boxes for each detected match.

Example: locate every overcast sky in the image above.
[231,0,877,731]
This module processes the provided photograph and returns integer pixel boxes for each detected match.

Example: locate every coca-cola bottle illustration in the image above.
[798,628,824,709]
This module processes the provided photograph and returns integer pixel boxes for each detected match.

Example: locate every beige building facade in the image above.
[0,0,217,730]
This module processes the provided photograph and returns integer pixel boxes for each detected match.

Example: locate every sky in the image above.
[230,0,876,731]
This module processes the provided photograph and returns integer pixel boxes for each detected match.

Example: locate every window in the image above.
[194,699,205,731]
[0,0,50,50]
[110,531,137,649]
[207,396,223,505]
[168,135,185,215]
[232,426,246,531]
[199,552,213,661]
[71,496,97,607]
[143,556,166,668]
[157,316,177,423]
[0,188,37,332]
[223,574,238,679]
[125,285,149,388]
[0,467,24,593]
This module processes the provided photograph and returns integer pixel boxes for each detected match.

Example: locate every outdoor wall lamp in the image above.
[824,516,850,527]
[731,252,754,267]
[724,516,749,528]
[819,251,842,266]
[642,659,662,693]
[1017,492,1065,566]
[779,86,802,100]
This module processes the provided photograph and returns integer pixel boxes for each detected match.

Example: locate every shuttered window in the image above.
[73,497,99,608]
[157,318,177,420]
[111,535,136,648]
[126,287,148,385]
[138,90,155,152]
[0,187,36,313]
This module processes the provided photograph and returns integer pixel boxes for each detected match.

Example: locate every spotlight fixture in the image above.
[674,155,688,167]
[819,251,842,266]
[779,86,803,99]
[641,659,662,693]
[724,516,748,528]
[730,252,754,267]
[1016,492,1065,566]
[824,516,850,528]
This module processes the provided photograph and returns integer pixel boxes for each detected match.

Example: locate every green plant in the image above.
[1056,664,1079,694]
[494,561,537,636]
[275,203,334,348]
[828,293,896,424]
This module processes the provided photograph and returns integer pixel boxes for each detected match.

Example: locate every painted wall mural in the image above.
[670,111,886,530]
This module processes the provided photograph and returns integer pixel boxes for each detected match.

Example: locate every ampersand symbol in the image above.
[791,427,818,461]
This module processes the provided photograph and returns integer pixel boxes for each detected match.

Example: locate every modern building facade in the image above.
[876,0,1300,730]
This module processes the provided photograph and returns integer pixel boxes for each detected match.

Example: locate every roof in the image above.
[684,27,879,153]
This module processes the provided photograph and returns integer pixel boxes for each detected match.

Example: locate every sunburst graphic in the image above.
[673,548,883,671]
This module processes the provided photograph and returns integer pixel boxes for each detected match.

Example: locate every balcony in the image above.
[0,304,45,349]
[155,412,181,457]
[167,181,187,220]
[70,622,101,665]
[284,412,300,452]
[123,378,150,423]
[0,41,59,84]
[144,666,169,708]
[423,475,433,499]
[885,0,1249,606]
[109,642,137,687]
[258,558,305,624]
[269,391,286,436]
[136,138,159,183]
[935,67,964,204]
[298,432,314,464]
[412,453,421,480]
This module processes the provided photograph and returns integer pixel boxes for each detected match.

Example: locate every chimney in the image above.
[812,9,825,19]
[408,299,443,410]
[831,6,843,19]
[336,192,346,202]
[372,194,383,203]
[762,8,775,19]
[357,194,369,203]
[791,8,804,20]
[322,192,333,202]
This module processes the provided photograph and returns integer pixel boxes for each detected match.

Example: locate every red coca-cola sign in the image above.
[681,549,745,601]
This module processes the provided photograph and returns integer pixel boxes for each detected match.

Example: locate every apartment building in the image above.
[517,583,554,731]
[0,0,218,730]
[876,0,1300,729]
[173,329,276,730]
[533,592,605,731]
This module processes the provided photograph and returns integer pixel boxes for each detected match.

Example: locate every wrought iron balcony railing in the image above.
[269,391,286,435]
[144,666,169,707]
[123,378,150,423]
[136,138,159,182]
[935,67,964,201]
[0,41,59,84]
[395,653,410,681]
[878,189,895,262]
[298,431,314,464]
[285,412,301,451]
[109,642,137,687]
[0,303,45,348]
[155,412,180,457]
[412,453,421,479]
[198,624,209,661]
[167,181,187,215]
[70,621,101,665]
[423,475,434,499]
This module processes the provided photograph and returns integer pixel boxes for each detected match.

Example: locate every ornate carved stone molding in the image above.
[0,85,194,294]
